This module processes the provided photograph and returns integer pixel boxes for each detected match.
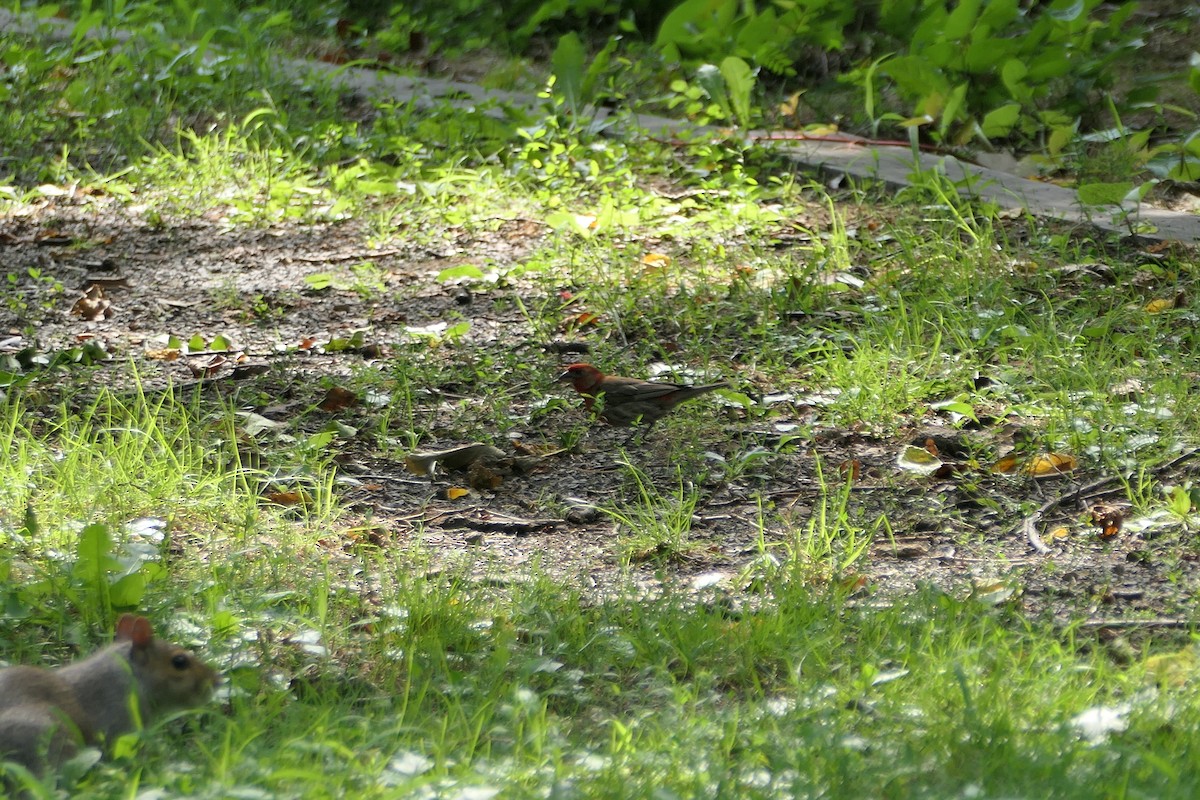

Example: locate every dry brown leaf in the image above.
[564,311,601,329]
[732,264,756,280]
[144,348,181,361]
[839,459,861,481]
[266,490,305,506]
[35,228,71,245]
[318,386,359,412]
[468,460,505,490]
[187,354,227,378]
[1089,503,1125,539]
[837,574,869,593]
[71,285,114,320]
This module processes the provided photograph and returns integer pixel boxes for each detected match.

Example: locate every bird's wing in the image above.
[597,377,685,403]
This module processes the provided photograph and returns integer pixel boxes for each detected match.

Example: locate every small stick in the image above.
[1018,449,1200,554]
[1081,618,1192,629]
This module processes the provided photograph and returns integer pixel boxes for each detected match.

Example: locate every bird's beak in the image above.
[556,370,573,383]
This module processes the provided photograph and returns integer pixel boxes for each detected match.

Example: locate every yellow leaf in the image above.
[992,454,1020,473]
[446,487,470,500]
[1145,298,1175,313]
[1027,453,1078,477]
[1047,526,1071,540]
[641,253,672,268]
[778,91,803,117]
[1145,648,1198,687]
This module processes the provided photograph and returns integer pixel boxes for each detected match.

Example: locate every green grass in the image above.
[2,380,1198,797]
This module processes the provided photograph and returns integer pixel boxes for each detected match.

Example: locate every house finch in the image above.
[557,363,725,428]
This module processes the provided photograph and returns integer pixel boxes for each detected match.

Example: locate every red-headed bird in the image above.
[557,363,725,428]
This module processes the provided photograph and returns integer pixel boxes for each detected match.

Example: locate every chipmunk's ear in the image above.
[116,614,154,647]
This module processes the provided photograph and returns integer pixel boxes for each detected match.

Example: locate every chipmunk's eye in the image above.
[171,654,191,670]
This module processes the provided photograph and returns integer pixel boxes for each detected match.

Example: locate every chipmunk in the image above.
[0,614,218,773]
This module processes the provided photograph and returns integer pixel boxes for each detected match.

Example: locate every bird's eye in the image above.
[171,653,191,670]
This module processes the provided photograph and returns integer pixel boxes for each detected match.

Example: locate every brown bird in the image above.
[557,363,725,428]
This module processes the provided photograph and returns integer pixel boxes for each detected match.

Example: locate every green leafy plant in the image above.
[850,0,1144,147]
[549,31,621,116]
[1144,54,1200,182]
[655,0,854,75]
[1,522,164,624]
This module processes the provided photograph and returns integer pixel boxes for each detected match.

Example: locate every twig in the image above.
[441,514,561,535]
[1018,449,1200,554]
[285,249,404,263]
[1081,618,1193,629]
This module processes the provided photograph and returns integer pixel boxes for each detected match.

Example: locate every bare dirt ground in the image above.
[3,188,1198,632]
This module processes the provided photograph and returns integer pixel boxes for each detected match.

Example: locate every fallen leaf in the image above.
[970,580,1017,606]
[1089,503,1126,538]
[896,445,943,476]
[187,354,227,378]
[1144,297,1175,313]
[778,91,803,117]
[318,386,359,412]
[992,454,1020,473]
[237,411,286,437]
[444,487,470,500]
[1026,453,1078,477]
[565,311,601,329]
[837,574,869,593]
[266,490,305,506]
[71,285,114,320]
[468,460,505,489]
[1145,648,1198,686]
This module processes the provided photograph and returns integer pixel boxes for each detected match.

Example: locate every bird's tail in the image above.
[674,383,726,403]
